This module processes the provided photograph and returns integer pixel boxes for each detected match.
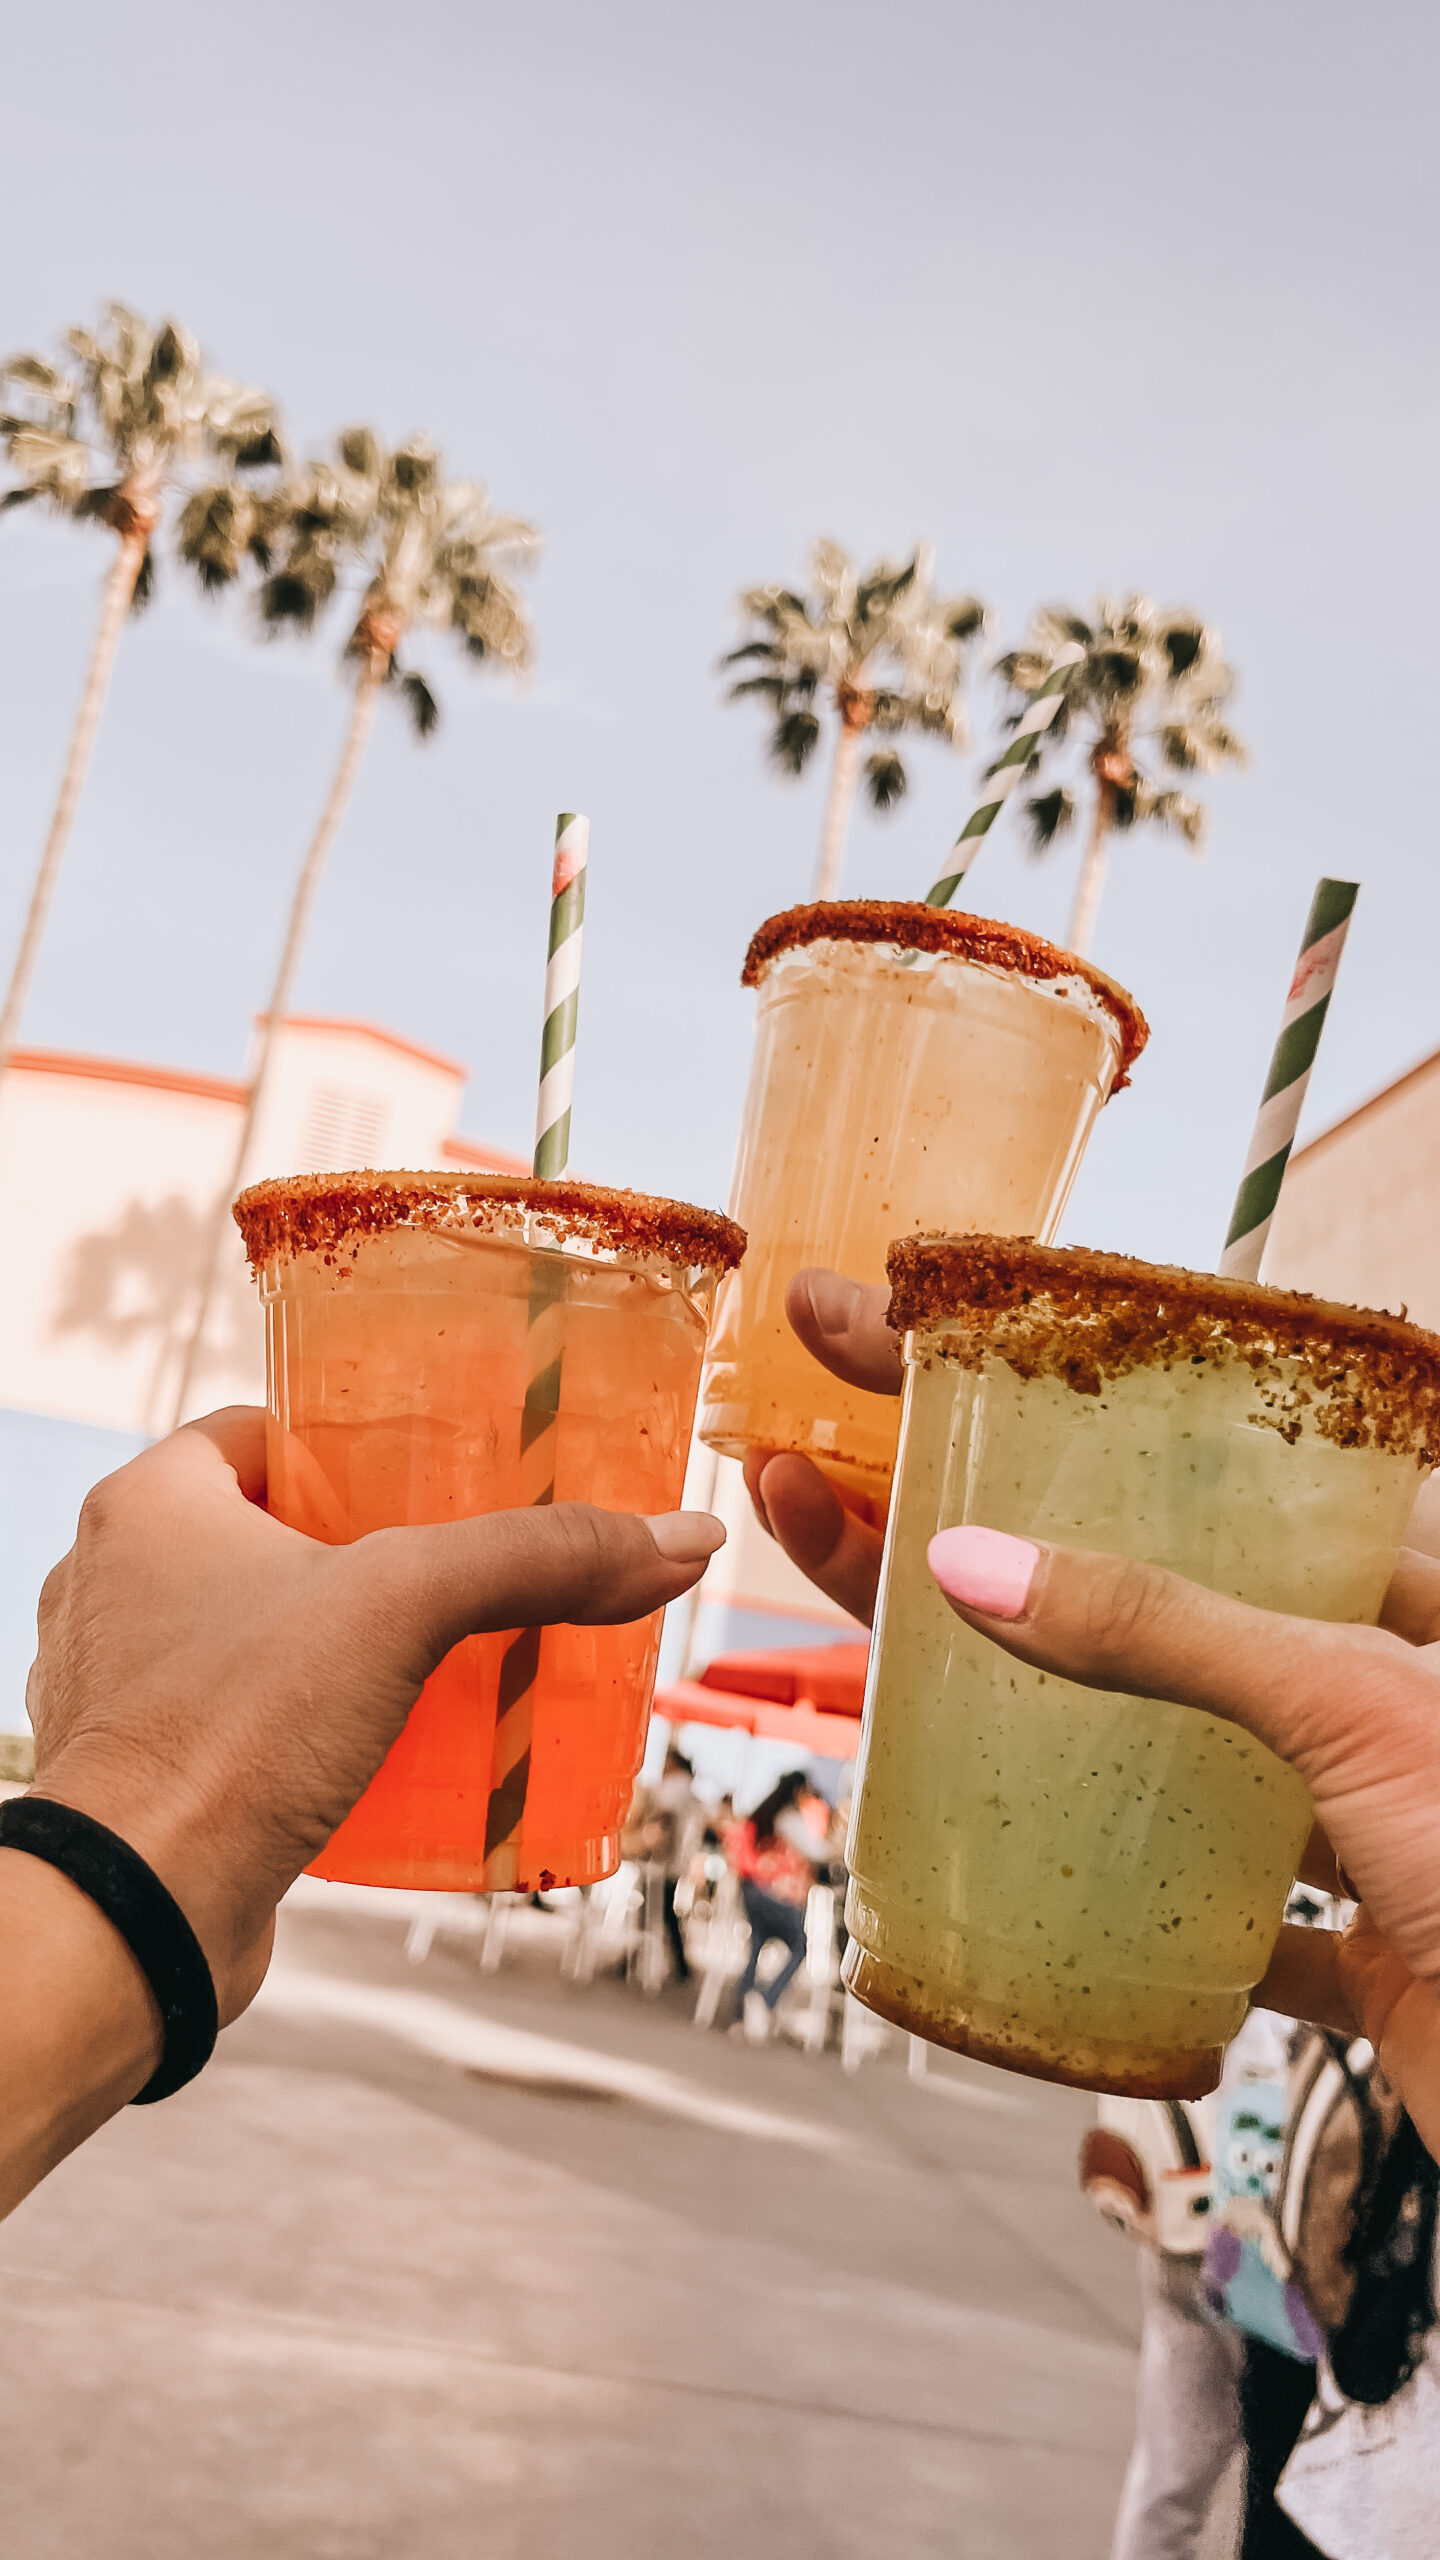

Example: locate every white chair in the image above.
[691,1868,747,2030]
[400,1893,488,1967]
[571,1862,645,1986]
[840,1987,892,2074]
[798,1882,839,2057]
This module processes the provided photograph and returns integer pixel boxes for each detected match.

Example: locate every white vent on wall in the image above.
[301,1084,390,1173]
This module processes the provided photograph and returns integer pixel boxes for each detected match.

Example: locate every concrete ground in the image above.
[0,1886,1242,2558]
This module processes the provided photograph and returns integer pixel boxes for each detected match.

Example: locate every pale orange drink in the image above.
[699,902,1147,1500]
[235,1173,744,1891]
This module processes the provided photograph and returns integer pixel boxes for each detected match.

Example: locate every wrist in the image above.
[0,1844,161,2217]
[24,1759,264,2022]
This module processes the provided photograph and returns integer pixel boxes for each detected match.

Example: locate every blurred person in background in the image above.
[1080,2082,1239,2559]
[651,1745,703,1984]
[725,1769,828,2045]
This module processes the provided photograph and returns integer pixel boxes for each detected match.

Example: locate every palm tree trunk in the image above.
[813,719,861,898]
[166,655,386,1431]
[1066,785,1113,958]
[0,526,149,1087]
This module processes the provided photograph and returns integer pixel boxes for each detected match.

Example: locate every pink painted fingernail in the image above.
[927,1526,1040,1620]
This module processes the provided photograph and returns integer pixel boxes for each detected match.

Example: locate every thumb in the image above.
[922,1523,1421,1791]
[785,1271,902,1396]
[342,1501,724,1670]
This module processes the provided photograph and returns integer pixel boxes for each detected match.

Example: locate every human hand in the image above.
[925,1522,1440,2157]
[25,1407,723,2026]
[742,1271,899,1624]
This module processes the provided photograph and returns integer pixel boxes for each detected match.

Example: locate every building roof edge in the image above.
[1291,1043,1440,1171]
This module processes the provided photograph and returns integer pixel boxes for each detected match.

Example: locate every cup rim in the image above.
[234,1171,747,1275]
[886,1232,1440,1455]
[739,900,1149,1086]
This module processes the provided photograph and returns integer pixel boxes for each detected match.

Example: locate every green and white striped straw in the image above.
[925,640,1085,908]
[534,812,588,1177]
[483,812,590,1891]
[1218,878,1359,1283]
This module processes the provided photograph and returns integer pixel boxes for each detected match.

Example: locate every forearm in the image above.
[0,1848,161,2219]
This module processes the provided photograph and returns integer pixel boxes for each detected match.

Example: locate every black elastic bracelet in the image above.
[0,1796,218,2104]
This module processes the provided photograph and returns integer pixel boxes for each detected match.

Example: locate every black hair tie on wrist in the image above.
[0,1796,219,2103]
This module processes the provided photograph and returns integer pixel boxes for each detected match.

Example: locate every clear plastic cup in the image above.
[699,902,1147,1501]
[844,1236,1440,2097]
[236,1173,744,1891]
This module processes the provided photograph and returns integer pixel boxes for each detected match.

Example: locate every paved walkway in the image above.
[0,1886,1197,2557]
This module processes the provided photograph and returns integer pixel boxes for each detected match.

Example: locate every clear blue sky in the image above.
[1,0,1435,1268]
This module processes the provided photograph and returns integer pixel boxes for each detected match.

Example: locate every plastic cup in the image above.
[235,1173,744,1891]
[698,902,1147,1501]
[844,1236,1440,2098]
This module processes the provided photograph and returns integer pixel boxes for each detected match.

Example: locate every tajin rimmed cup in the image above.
[236,1171,744,1891]
[844,1233,1440,2098]
[699,901,1148,1505]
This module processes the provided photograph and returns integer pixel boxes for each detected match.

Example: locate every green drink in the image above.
[844,1237,1440,2098]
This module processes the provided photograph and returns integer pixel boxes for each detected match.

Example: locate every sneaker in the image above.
[743,1991,772,2046]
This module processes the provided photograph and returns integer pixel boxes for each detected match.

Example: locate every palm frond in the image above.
[397,667,440,738]
[3,353,72,398]
[770,709,821,775]
[231,426,284,472]
[1150,789,1206,844]
[865,750,907,810]
[130,547,155,613]
[261,569,326,629]
[339,426,381,479]
[945,595,987,643]
[1160,725,1204,772]
[728,675,788,706]
[1093,646,1144,698]
[1023,787,1076,851]
[1208,721,1246,765]
[1161,621,1205,678]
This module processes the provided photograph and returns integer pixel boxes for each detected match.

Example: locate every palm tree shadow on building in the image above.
[53,1195,261,1436]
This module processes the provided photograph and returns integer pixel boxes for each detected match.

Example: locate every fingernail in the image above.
[927,1526,1040,1620]
[803,1271,863,1337]
[646,1512,726,1564]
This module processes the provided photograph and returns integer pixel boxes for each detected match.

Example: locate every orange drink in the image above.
[235,1173,744,1891]
[699,903,1147,1500]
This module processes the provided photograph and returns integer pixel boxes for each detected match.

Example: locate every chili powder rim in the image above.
[887,1231,1440,1409]
[234,1170,746,1275]
[739,900,1149,1085]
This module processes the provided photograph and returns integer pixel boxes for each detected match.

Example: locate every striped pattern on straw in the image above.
[534,812,589,1177]
[925,641,1085,908]
[482,811,590,1890]
[1218,877,1358,1284]
[482,1259,565,1889]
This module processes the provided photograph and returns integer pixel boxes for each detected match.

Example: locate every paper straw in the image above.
[482,1263,565,1888]
[533,812,588,1177]
[1218,878,1358,1283]
[484,813,589,1889]
[925,641,1085,908]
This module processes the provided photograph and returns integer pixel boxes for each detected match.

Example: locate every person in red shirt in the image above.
[726,1769,829,2044]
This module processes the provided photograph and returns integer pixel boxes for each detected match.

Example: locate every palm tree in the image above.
[0,304,281,1084]
[168,426,539,1425]
[992,596,1245,956]
[724,539,986,896]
